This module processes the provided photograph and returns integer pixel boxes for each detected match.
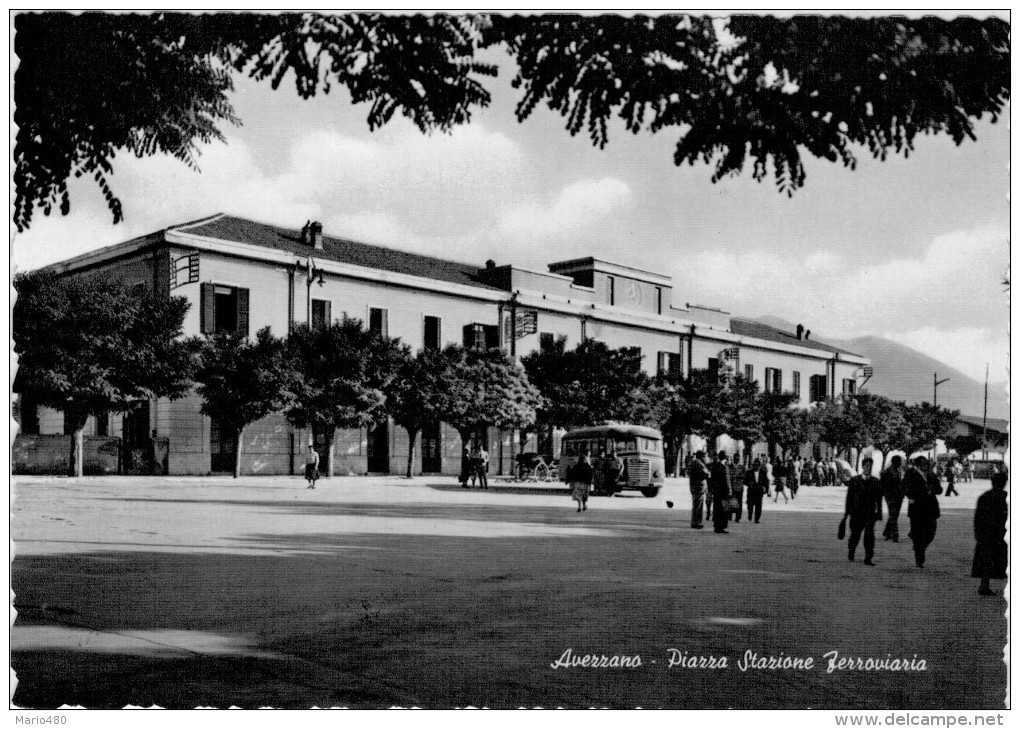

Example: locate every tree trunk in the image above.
[405,426,419,478]
[71,426,85,477]
[326,429,335,478]
[66,410,88,477]
[233,428,243,479]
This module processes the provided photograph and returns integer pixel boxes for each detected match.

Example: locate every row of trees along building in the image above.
[14,272,962,478]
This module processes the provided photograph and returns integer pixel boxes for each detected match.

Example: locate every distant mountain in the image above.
[750,316,1008,420]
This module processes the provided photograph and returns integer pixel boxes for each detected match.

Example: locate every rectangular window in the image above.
[424,316,441,350]
[95,413,108,437]
[607,276,615,305]
[843,378,857,395]
[809,374,827,402]
[792,371,801,401]
[463,323,499,350]
[540,332,555,352]
[311,299,331,330]
[765,367,783,393]
[200,283,249,336]
[657,352,680,381]
[369,307,388,337]
[744,364,754,381]
[707,358,720,377]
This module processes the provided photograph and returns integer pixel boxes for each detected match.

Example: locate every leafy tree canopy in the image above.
[13,270,194,475]
[901,401,960,456]
[14,12,1009,230]
[285,317,404,450]
[521,337,651,429]
[436,345,545,440]
[384,345,449,477]
[193,327,294,477]
[13,271,193,418]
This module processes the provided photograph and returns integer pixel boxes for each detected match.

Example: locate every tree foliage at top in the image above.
[14,12,1009,230]
[13,12,495,231]
[521,337,651,429]
[13,271,194,475]
[193,327,294,478]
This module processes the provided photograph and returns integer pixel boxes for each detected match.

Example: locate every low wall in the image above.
[13,435,120,475]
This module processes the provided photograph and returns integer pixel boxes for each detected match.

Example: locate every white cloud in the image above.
[675,225,1009,336]
[496,178,632,241]
[15,138,321,271]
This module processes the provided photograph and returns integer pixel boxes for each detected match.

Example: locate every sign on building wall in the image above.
[170,253,200,290]
[515,309,538,339]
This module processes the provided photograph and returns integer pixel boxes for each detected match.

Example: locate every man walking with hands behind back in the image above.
[688,451,709,530]
[844,457,883,565]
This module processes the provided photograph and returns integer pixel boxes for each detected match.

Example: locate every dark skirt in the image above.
[972,541,1007,579]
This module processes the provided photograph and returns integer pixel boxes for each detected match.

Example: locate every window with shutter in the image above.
[483,324,499,349]
[369,307,388,337]
[312,299,331,330]
[424,316,441,350]
[539,332,554,352]
[200,282,216,333]
[745,364,754,381]
[809,374,827,402]
[707,358,720,377]
[235,287,249,337]
[792,371,801,401]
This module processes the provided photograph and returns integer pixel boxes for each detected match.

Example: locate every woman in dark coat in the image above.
[972,464,1008,596]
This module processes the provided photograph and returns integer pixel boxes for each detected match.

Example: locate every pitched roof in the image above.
[957,414,1009,433]
[729,317,861,357]
[171,214,504,292]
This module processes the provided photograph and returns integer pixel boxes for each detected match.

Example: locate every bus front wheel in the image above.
[640,487,660,498]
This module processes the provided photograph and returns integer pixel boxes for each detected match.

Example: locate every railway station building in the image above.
[17,214,869,476]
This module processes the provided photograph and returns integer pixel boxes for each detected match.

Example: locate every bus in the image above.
[558,424,666,498]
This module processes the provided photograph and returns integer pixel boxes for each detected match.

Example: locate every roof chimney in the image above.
[805,329,811,340]
[309,221,323,250]
[796,324,804,340]
[485,259,496,269]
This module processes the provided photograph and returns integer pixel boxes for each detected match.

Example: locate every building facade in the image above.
[21,213,869,476]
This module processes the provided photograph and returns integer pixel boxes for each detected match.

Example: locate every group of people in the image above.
[687,450,813,532]
[680,448,1007,597]
[842,455,1008,595]
[460,443,490,489]
[565,449,626,512]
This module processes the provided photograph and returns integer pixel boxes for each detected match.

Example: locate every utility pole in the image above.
[933,372,950,409]
[982,363,989,460]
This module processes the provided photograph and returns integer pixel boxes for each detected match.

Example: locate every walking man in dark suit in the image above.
[905,456,942,568]
[880,455,906,542]
[844,456,883,565]
[708,450,732,534]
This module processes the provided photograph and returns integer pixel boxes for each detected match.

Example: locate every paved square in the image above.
[10,475,1007,708]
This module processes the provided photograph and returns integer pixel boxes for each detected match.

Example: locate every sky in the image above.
[13,18,1011,388]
